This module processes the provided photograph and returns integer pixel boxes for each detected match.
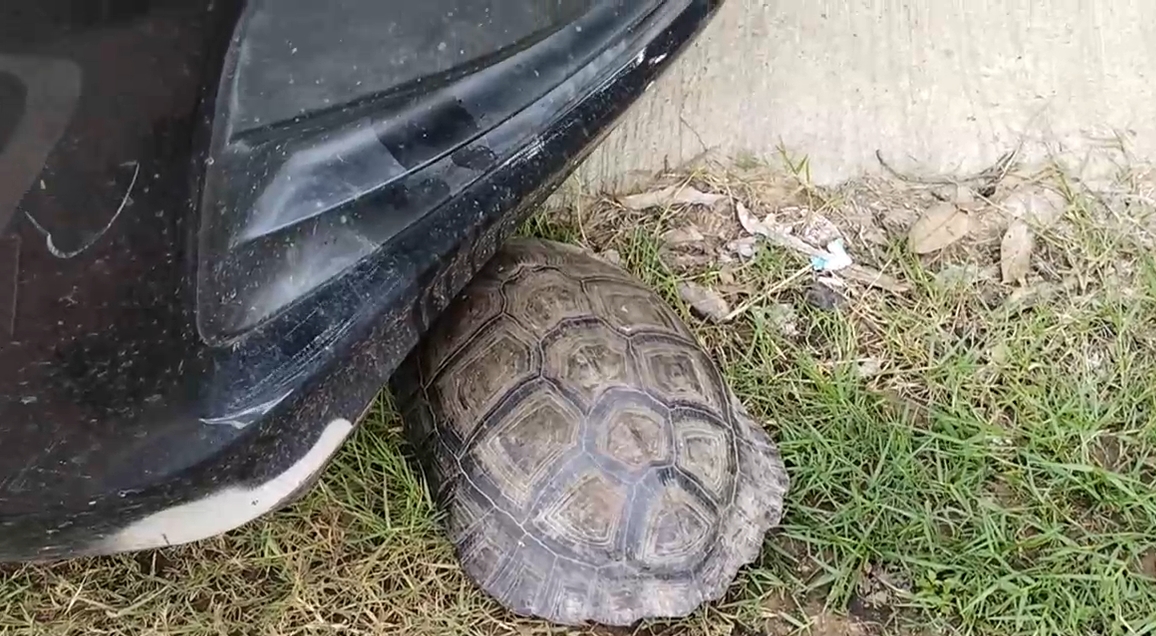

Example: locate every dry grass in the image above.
[3,154,1156,636]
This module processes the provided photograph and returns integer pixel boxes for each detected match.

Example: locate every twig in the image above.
[875,149,1018,189]
[725,266,812,322]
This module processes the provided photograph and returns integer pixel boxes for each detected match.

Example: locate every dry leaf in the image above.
[678,282,730,323]
[661,226,705,245]
[619,186,726,210]
[736,201,764,236]
[907,202,971,254]
[969,205,1014,243]
[1000,219,1034,283]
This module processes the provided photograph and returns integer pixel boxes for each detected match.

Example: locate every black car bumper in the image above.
[0,0,720,561]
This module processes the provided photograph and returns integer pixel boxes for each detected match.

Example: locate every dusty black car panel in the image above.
[0,0,721,561]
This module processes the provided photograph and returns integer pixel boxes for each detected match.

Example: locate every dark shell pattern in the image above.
[392,238,789,626]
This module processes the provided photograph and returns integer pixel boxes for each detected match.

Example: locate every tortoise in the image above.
[391,237,789,626]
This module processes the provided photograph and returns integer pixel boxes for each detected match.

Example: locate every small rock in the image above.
[678,282,731,323]
[725,236,760,259]
[1138,549,1156,580]
[597,249,622,267]
[1005,187,1067,229]
[933,183,977,205]
[862,589,890,607]
[765,303,799,336]
[856,358,883,379]
[805,283,845,311]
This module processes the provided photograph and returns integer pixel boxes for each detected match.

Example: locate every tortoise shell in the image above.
[392,238,788,626]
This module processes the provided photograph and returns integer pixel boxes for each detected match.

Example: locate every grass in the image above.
[3,163,1156,636]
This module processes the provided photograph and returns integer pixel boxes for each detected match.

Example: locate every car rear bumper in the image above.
[0,0,721,562]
